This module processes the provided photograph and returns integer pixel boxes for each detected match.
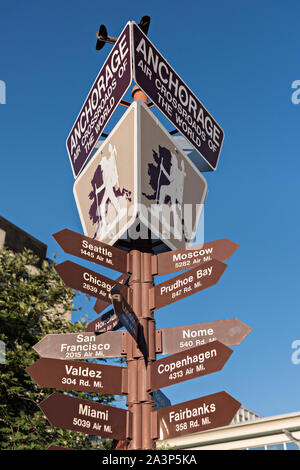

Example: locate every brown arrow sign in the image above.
[85,309,122,334]
[155,238,239,276]
[33,331,125,360]
[53,229,129,273]
[26,358,127,395]
[55,260,129,304]
[152,259,227,310]
[93,274,129,314]
[158,318,252,355]
[150,341,232,392]
[39,392,127,440]
[156,391,241,440]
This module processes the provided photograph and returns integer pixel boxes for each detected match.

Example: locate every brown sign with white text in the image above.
[39,392,127,439]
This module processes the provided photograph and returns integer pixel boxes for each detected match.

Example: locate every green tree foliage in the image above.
[0,248,117,450]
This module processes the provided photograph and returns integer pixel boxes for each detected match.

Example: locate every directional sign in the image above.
[39,392,127,439]
[55,260,129,304]
[132,22,224,172]
[156,391,241,440]
[155,238,239,276]
[150,341,232,392]
[138,101,207,251]
[53,229,128,273]
[33,331,124,360]
[110,285,139,341]
[93,273,129,314]
[85,309,122,334]
[66,22,132,178]
[47,446,74,450]
[26,358,126,395]
[152,259,227,310]
[158,318,252,355]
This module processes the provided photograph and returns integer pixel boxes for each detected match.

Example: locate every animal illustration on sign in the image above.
[88,143,132,239]
[142,145,188,240]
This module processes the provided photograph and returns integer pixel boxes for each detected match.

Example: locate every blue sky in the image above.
[1,0,300,420]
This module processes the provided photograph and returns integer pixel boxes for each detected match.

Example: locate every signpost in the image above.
[39,392,127,439]
[158,318,252,355]
[26,358,126,395]
[66,22,132,178]
[156,391,241,440]
[152,259,227,310]
[132,22,224,172]
[149,341,232,391]
[33,331,125,360]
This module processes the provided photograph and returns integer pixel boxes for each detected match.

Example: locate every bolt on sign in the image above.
[149,341,232,391]
[66,22,132,178]
[39,392,127,440]
[152,259,227,310]
[33,331,124,360]
[26,358,126,395]
[74,100,207,251]
[131,22,224,172]
[158,318,252,355]
[55,260,129,304]
[156,391,241,440]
